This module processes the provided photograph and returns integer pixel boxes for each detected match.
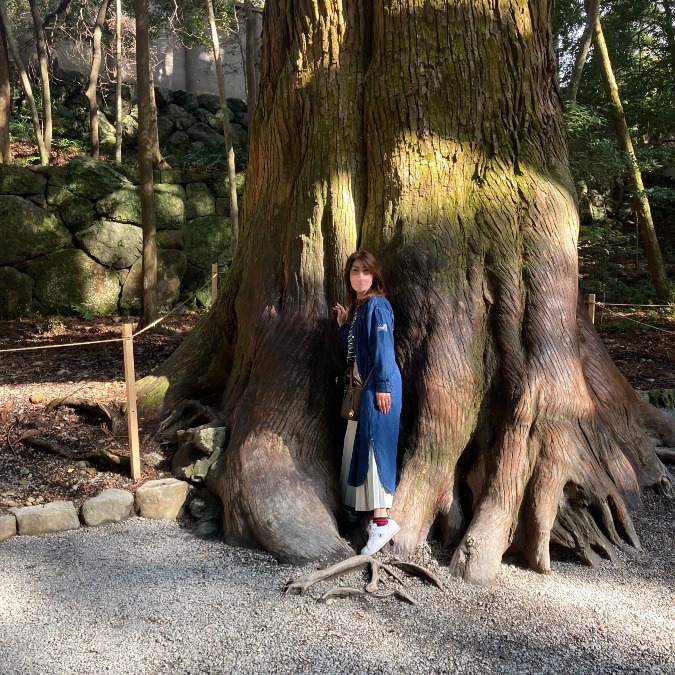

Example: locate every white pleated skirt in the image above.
[340,420,393,511]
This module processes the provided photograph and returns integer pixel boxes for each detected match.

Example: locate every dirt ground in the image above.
[0,309,673,511]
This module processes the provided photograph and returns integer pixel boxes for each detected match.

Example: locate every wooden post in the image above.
[588,293,596,324]
[211,262,218,305]
[122,324,141,480]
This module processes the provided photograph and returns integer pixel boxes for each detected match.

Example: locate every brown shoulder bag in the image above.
[341,365,373,421]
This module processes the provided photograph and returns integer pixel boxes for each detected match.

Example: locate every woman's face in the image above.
[349,261,373,295]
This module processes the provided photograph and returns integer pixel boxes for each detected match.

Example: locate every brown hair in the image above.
[343,251,386,322]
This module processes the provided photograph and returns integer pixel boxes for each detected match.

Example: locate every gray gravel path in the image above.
[1,475,673,674]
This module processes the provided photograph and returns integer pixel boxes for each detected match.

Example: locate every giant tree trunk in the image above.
[0,0,48,165]
[135,0,157,325]
[0,12,11,163]
[85,0,110,160]
[593,14,673,303]
[137,0,674,582]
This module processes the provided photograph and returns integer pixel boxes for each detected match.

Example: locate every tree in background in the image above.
[0,0,49,164]
[0,9,10,163]
[206,0,239,253]
[28,0,53,160]
[137,0,675,584]
[84,0,110,160]
[592,10,673,302]
[135,0,158,326]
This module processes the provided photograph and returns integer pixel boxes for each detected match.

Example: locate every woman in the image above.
[333,251,402,555]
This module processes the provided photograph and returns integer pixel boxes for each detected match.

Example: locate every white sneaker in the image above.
[360,519,400,555]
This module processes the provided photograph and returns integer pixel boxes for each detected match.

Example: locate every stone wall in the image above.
[0,156,238,318]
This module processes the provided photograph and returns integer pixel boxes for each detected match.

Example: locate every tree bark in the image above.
[115,0,122,164]
[593,14,673,303]
[0,12,11,163]
[0,0,48,165]
[135,0,157,326]
[85,0,111,160]
[566,0,599,103]
[137,0,674,581]
[206,0,239,254]
[28,0,52,160]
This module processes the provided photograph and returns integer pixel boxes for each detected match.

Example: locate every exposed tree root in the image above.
[284,554,444,605]
[45,397,126,435]
[21,435,130,471]
[154,400,221,443]
[317,587,417,606]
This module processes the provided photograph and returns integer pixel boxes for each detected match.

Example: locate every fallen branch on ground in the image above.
[45,397,125,435]
[21,435,130,471]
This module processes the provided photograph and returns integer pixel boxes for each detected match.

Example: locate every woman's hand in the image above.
[333,303,348,327]
[375,392,391,414]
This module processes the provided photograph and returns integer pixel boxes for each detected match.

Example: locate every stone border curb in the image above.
[0,477,194,542]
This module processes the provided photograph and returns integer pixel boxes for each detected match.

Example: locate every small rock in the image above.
[135,478,190,520]
[13,500,80,536]
[29,393,46,404]
[142,452,164,468]
[0,514,17,541]
[81,488,134,527]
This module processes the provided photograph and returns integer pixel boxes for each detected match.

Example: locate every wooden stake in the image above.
[211,262,218,305]
[122,324,141,479]
[588,293,596,324]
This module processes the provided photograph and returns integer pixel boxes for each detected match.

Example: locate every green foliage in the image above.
[578,219,663,304]
[565,102,626,187]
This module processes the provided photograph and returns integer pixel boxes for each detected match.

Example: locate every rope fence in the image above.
[0,264,226,479]
[585,293,675,336]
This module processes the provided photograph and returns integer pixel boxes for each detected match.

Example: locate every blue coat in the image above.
[338,295,402,493]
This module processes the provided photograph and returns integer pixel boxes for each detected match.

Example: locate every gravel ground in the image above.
[0,471,673,675]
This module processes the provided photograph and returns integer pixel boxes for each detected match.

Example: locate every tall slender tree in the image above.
[593,12,673,302]
[28,0,52,160]
[85,0,111,160]
[567,0,599,103]
[206,0,239,253]
[135,0,157,325]
[0,11,10,163]
[0,0,48,165]
[115,0,123,164]
[137,0,674,584]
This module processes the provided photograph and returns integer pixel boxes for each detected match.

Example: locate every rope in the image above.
[0,272,219,355]
[594,302,674,309]
[597,312,675,337]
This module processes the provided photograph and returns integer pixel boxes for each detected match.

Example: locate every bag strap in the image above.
[345,364,374,387]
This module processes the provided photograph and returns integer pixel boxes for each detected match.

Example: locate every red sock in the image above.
[373,517,388,526]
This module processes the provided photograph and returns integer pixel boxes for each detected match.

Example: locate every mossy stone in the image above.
[65,156,130,200]
[46,185,96,233]
[120,249,187,313]
[183,215,231,269]
[0,267,34,318]
[28,249,120,315]
[185,182,215,219]
[0,165,47,195]
[75,221,143,269]
[0,195,72,265]
[96,184,185,229]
